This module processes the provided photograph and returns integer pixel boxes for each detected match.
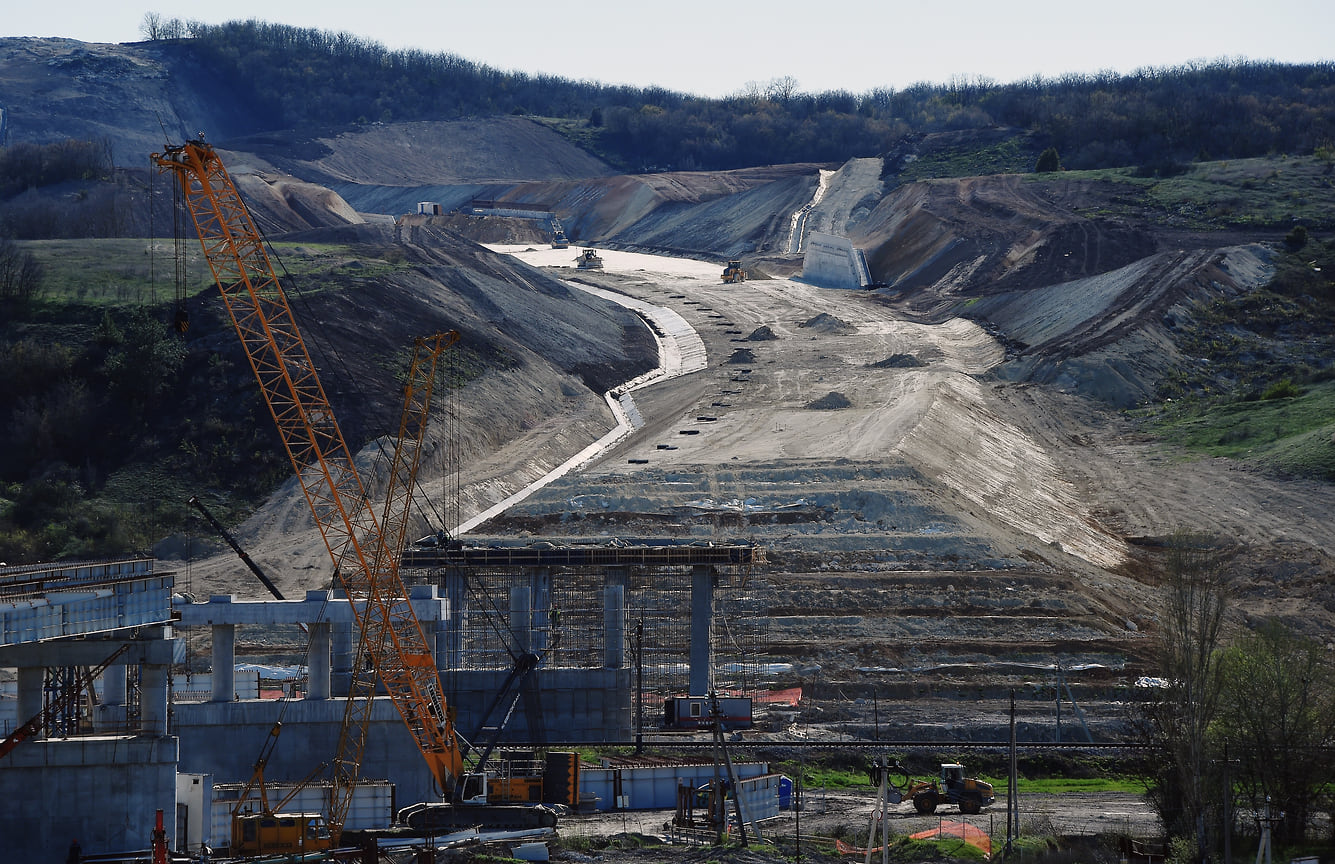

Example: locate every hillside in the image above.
[2,37,1334,714]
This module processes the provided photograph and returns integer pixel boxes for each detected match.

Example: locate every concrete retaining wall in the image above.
[801,232,870,289]
[175,667,632,810]
[0,735,179,864]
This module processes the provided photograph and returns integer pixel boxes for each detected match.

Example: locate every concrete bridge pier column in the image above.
[210,618,235,702]
[443,567,466,671]
[98,663,128,730]
[530,567,551,658]
[510,584,531,656]
[409,585,440,658]
[331,616,353,697]
[16,666,42,735]
[603,583,625,669]
[102,663,126,705]
[307,622,330,700]
[140,661,168,735]
[689,564,714,697]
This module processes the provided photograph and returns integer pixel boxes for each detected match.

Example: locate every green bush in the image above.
[1262,379,1303,400]
[1035,147,1062,173]
[1285,224,1309,251]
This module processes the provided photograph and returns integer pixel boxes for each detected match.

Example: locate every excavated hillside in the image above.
[121,122,1335,728]
[4,38,1333,736]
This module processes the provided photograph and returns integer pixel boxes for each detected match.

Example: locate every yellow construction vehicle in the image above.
[550,216,569,249]
[153,136,558,843]
[575,248,603,269]
[229,723,333,856]
[722,259,746,283]
[906,763,995,814]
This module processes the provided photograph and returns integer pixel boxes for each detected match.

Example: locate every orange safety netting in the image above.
[755,687,802,706]
[911,821,992,857]
[835,821,991,858]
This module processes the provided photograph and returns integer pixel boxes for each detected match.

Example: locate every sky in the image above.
[8,0,1335,98]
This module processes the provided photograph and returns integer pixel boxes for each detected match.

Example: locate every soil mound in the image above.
[806,391,852,410]
[870,353,925,368]
[800,313,855,334]
[747,325,778,341]
[727,348,756,364]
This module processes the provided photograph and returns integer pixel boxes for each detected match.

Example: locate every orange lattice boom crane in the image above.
[153,136,464,835]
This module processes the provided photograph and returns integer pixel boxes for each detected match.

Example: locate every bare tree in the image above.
[1140,529,1234,859]
[765,76,801,106]
[0,234,44,305]
[139,11,164,41]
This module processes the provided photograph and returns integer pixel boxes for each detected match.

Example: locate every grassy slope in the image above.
[1021,157,1335,480]
[0,240,409,562]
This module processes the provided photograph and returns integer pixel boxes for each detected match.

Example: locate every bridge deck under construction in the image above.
[401,541,764,569]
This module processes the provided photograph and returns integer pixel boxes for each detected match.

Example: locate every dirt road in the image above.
[468,245,1335,689]
[558,790,1160,851]
[182,242,1335,679]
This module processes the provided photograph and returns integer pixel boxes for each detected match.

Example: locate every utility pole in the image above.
[634,617,644,754]
[1006,689,1018,856]
[1054,662,1061,743]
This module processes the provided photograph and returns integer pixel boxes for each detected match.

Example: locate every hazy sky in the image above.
[9,0,1334,98]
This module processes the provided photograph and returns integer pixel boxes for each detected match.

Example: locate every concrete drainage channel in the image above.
[457,252,709,533]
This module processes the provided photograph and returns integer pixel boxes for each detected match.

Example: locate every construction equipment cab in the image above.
[231,812,332,857]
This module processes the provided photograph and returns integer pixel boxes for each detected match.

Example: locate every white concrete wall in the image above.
[801,232,869,290]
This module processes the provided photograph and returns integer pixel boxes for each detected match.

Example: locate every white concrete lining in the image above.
[453,279,706,536]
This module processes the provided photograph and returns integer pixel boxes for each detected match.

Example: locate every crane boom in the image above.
[187,495,286,600]
[153,138,463,813]
[330,331,459,833]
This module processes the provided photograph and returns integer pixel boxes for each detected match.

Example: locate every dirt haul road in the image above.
[471,245,1335,684]
[182,242,1335,673]
[483,245,1127,573]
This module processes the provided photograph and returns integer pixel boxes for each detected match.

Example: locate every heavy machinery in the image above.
[153,136,559,843]
[187,495,286,600]
[575,248,603,269]
[906,763,996,815]
[550,216,569,249]
[722,259,746,283]
[229,722,333,856]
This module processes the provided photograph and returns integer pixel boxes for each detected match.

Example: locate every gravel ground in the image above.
[550,790,1159,864]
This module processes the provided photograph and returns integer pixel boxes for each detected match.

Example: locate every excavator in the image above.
[153,136,564,846]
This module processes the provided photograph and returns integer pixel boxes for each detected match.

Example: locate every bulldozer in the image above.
[906,763,995,815]
[722,259,746,283]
